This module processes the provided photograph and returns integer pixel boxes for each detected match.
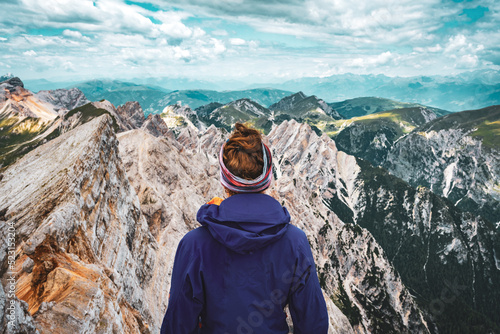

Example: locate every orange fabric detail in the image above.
[206,197,224,206]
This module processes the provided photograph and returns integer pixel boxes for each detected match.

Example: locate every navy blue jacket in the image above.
[161,193,328,334]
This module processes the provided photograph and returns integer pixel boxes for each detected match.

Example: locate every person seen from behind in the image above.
[161,122,329,334]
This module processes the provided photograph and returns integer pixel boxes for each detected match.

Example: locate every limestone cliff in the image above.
[0,115,157,333]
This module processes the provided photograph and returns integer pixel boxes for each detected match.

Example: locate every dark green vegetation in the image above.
[324,158,500,334]
[418,105,500,150]
[332,278,363,326]
[329,97,449,118]
[332,107,438,165]
[380,105,500,224]
[0,114,55,170]
[65,103,120,133]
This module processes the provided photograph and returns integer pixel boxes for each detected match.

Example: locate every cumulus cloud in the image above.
[347,51,395,68]
[229,38,246,46]
[63,30,83,39]
[23,50,37,56]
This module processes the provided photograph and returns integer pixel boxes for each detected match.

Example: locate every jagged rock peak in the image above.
[194,102,223,118]
[35,88,89,115]
[270,92,342,120]
[116,101,146,129]
[0,76,24,90]
[267,119,430,333]
[163,103,195,116]
[141,113,171,138]
[269,91,307,111]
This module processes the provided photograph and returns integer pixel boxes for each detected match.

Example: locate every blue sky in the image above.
[0,0,498,84]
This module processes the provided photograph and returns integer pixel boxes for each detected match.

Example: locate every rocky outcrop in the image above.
[35,88,89,115]
[0,79,58,120]
[333,107,438,166]
[92,100,146,132]
[200,98,271,131]
[383,105,500,225]
[1,103,496,333]
[159,103,200,132]
[116,101,146,130]
[0,115,158,333]
[140,114,170,138]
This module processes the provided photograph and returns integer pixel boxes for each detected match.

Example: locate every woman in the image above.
[161,123,329,334]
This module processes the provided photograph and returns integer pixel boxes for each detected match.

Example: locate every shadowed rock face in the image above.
[116,101,146,130]
[35,88,89,116]
[383,106,500,225]
[141,114,170,138]
[267,121,430,333]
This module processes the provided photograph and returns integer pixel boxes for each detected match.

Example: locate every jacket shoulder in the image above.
[177,226,213,249]
[283,224,309,243]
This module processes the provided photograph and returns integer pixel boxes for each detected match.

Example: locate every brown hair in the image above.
[223,123,264,181]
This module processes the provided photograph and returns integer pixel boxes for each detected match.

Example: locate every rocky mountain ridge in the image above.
[0,77,169,171]
[2,113,434,333]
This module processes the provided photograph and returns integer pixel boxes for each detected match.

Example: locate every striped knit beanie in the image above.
[219,141,273,193]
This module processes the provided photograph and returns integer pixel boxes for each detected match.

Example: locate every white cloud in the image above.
[152,11,196,39]
[347,51,394,68]
[63,30,83,39]
[0,37,7,42]
[23,50,37,56]
[444,34,484,55]
[457,54,479,68]
[229,38,246,46]
[414,44,442,53]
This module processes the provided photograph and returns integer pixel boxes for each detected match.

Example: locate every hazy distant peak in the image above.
[0,73,15,83]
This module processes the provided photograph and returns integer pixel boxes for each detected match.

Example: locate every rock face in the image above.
[140,114,170,138]
[201,98,272,131]
[383,105,500,225]
[159,103,199,132]
[0,78,61,169]
[333,107,438,166]
[267,121,430,333]
[0,115,158,333]
[0,78,58,120]
[116,101,146,130]
[92,100,146,132]
[35,88,89,115]
[119,119,429,333]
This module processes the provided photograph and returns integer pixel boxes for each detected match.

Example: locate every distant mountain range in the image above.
[16,69,500,112]
[272,70,500,112]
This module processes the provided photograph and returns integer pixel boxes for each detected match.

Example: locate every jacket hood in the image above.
[196,193,291,254]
